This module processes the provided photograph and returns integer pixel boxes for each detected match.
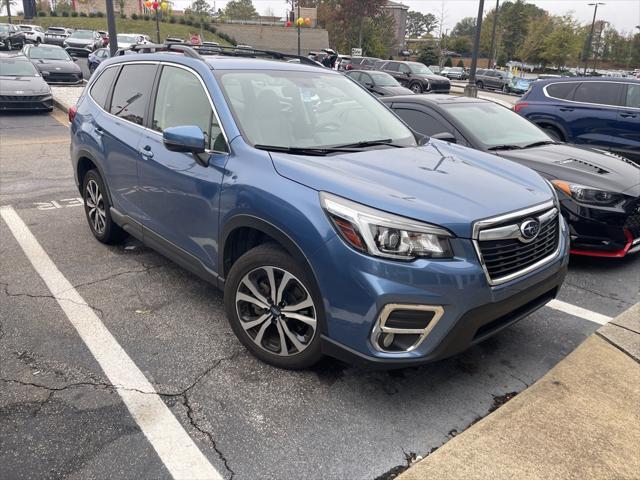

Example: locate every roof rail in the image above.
[116,41,322,68]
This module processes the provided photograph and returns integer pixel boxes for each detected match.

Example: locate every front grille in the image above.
[625,214,640,238]
[0,95,51,102]
[0,95,52,110]
[476,206,560,284]
[44,72,81,83]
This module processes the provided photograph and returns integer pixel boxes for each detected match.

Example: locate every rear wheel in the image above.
[476,80,484,89]
[224,244,324,369]
[541,125,564,142]
[82,169,126,244]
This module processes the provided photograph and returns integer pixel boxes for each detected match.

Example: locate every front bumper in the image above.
[0,94,53,111]
[41,71,83,85]
[44,37,66,46]
[562,197,640,257]
[311,218,570,368]
[65,46,93,56]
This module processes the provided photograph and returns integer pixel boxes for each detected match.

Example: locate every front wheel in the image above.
[224,244,324,369]
[476,81,484,89]
[410,83,423,94]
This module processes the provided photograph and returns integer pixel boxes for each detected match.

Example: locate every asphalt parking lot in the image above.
[1,111,638,480]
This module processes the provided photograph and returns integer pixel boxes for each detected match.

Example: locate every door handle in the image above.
[139,145,154,158]
[620,113,637,118]
[95,126,104,136]
[559,107,574,112]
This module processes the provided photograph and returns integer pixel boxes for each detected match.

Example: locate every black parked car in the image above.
[0,54,53,111]
[474,68,513,91]
[377,60,450,94]
[44,27,74,47]
[64,30,103,55]
[23,44,83,84]
[0,23,26,51]
[346,70,413,96]
[350,56,381,70]
[383,94,640,257]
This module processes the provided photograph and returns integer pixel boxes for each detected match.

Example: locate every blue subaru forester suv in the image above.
[70,45,569,369]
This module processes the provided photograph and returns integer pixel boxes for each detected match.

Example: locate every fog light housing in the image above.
[371,304,445,353]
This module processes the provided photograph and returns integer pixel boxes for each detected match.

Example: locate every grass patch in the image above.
[0,16,229,45]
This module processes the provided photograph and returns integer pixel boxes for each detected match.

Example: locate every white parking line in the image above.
[0,206,223,480]
[547,299,612,325]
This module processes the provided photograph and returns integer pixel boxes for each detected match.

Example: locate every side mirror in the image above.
[72,56,78,61]
[163,126,209,166]
[404,71,411,76]
[431,132,457,144]
[365,82,374,89]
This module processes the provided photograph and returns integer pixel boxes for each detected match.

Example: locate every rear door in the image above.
[614,82,640,161]
[560,81,623,150]
[137,63,230,272]
[99,62,158,222]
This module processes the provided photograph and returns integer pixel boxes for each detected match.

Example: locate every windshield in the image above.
[216,70,416,149]
[0,60,39,77]
[408,63,434,75]
[451,67,463,72]
[117,34,138,43]
[19,26,33,31]
[443,102,551,148]
[370,72,400,87]
[70,31,93,39]
[47,28,66,33]
[0,25,10,33]
[28,46,72,60]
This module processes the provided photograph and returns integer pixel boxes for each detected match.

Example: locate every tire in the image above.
[224,244,324,369]
[541,125,564,142]
[410,82,423,94]
[35,38,41,45]
[82,169,127,244]
[476,81,483,89]
[6,40,12,51]
[502,84,509,93]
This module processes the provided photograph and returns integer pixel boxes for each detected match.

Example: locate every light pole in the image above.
[583,2,605,75]
[105,0,118,56]
[487,0,499,68]
[465,0,485,98]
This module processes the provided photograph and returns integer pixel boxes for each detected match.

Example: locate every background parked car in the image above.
[23,44,83,84]
[336,55,352,71]
[383,94,640,257]
[0,23,26,50]
[429,65,442,75]
[0,54,53,111]
[64,30,103,56]
[97,30,109,46]
[87,47,111,74]
[44,27,73,47]
[378,60,451,93]
[116,33,145,49]
[515,77,640,162]
[444,66,468,80]
[18,25,45,45]
[346,70,414,96]
[474,68,513,91]
[506,76,534,95]
[350,56,381,70]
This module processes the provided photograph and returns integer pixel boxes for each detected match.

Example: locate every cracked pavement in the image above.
[1,112,639,480]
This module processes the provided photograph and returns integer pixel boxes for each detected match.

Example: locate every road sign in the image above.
[351,48,362,56]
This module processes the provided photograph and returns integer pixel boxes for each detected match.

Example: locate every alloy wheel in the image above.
[411,83,422,93]
[85,179,106,235]
[235,266,317,357]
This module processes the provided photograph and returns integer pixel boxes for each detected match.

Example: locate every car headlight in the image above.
[41,70,50,76]
[551,180,621,206]
[320,192,454,259]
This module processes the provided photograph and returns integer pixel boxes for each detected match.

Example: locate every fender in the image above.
[73,149,114,205]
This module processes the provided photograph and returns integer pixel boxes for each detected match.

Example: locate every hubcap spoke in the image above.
[280,319,306,353]
[264,266,277,302]
[236,292,268,310]
[240,313,271,331]
[283,312,317,328]
[241,277,270,306]
[275,271,293,304]
[282,296,313,313]
[275,319,288,356]
[253,320,270,347]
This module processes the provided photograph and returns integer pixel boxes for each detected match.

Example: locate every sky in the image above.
[174,0,640,33]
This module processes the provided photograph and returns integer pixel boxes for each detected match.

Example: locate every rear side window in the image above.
[385,62,399,72]
[573,82,623,106]
[625,84,640,108]
[109,64,157,125]
[90,66,118,109]
[545,82,577,100]
[395,108,450,136]
[348,71,361,82]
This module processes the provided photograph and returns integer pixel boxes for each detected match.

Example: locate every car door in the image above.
[383,62,404,85]
[613,82,640,161]
[99,62,158,223]
[397,63,412,86]
[137,63,230,272]
[560,81,623,150]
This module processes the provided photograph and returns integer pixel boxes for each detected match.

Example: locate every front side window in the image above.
[408,63,433,75]
[90,66,118,109]
[395,108,450,136]
[399,63,411,74]
[152,65,227,152]
[573,82,623,106]
[109,64,156,125]
[625,84,640,108]
[385,62,399,72]
[216,69,416,149]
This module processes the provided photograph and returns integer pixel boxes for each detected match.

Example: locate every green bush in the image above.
[131,13,138,20]
[169,15,176,23]
[143,14,150,21]
[96,11,104,17]
[457,59,465,68]
[61,10,69,16]
[207,25,216,33]
[71,10,78,17]
[79,12,87,17]
[179,17,186,24]
[50,10,58,16]
[37,10,46,16]
[185,19,193,26]
[88,12,96,17]
[120,13,127,19]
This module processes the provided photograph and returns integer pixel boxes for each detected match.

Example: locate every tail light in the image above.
[68,105,78,123]
[513,102,528,113]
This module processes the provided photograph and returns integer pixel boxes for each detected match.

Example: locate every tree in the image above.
[443,56,453,67]
[187,0,214,17]
[406,11,438,38]
[417,42,438,66]
[456,59,465,68]
[451,17,476,37]
[361,11,396,58]
[517,13,553,65]
[540,15,583,68]
[224,0,258,20]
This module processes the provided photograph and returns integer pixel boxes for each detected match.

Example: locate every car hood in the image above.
[66,38,92,46]
[271,140,553,238]
[415,74,449,83]
[0,76,50,95]
[495,144,640,196]
[377,85,414,95]
[32,59,81,73]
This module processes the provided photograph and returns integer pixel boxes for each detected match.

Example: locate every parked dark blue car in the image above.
[70,45,569,369]
[514,77,640,162]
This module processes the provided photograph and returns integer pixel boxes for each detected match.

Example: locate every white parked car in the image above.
[116,33,145,49]
[18,25,45,44]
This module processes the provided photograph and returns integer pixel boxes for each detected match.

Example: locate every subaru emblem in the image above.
[520,219,541,242]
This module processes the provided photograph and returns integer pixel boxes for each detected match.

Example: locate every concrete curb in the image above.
[397,303,640,480]
[52,97,69,114]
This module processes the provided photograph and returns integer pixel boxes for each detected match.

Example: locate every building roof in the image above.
[384,1,409,10]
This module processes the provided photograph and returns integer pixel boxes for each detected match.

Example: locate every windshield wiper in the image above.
[487,144,524,151]
[331,139,405,149]
[522,140,557,149]
[254,144,355,156]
